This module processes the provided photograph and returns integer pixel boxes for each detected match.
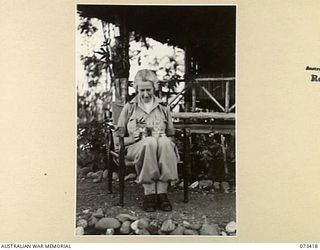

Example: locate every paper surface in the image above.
[0,0,320,243]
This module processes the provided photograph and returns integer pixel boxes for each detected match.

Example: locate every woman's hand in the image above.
[133,130,141,143]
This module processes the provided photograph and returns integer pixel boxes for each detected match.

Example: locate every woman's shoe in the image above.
[142,194,157,212]
[157,193,172,211]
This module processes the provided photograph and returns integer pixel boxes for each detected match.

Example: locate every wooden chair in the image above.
[105,102,191,207]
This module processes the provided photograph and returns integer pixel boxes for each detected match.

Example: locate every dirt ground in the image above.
[76,178,236,234]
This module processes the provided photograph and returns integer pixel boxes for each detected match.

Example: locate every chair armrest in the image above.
[117,127,126,166]
[117,127,125,147]
[110,151,119,158]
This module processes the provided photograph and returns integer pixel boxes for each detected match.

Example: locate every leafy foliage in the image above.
[78,16,98,36]
[81,55,105,87]
[95,40,112,65]
[77,121,111,171]
[187,133,235,182]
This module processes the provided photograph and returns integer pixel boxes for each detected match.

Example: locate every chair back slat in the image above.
[112,102,125,125]
[111,102,125,152]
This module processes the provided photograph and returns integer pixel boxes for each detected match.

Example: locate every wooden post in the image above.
[185,92,191,112]
[118,127,126,206]
[158,83,162,99]
[113,12,130,105]
[191,81,196,112]
[183,128,191,203]
[185,41,191,77]
[225,81,230,113]
[184,41,192,112]
[220,134,229,175]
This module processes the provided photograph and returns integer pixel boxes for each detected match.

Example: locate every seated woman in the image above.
[117,69,179,212]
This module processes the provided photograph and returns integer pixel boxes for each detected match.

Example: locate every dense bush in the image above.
[190,133,235,183]
[77,121,111,172]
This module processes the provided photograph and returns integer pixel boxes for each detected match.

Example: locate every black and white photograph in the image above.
[3,0,320,245]
[76,4,236,236]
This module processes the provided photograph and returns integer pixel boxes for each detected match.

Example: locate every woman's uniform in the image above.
[117,96,179,193]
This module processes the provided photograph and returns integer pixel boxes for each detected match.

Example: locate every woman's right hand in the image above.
[133,130,141,143]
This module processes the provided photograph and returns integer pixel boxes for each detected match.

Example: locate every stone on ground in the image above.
[79,167,92,178]
[92,208,104,218]
[105,228,115,235]
[183,221,201,230]
[120,221,131,235]
[96,208,104,214]
[161,219,176,233]
[125,173,137,181]
[92,170,103,179]
[147,220,161,235]
[76,219,88,228]
[97,170,103,175]
[138,218,149,229]
[95,217,121,230]
[199,180,213,189]
[93,177,102,183]
[221,181,230,192]
[76,226,84,235]
[200,224,219,235]
[157,229,167,235]
[183,229,199,235]
[213,181,220,189]
[82,209,91,214]
[116,214,138,223]
[102,170,108,179]
[86,172,94,178]
[225,221,236,233]
[112,172,119,181]
[79,213,91,221]
[135,228,150,235]
[88,216,98,227]
[130,220,139,231]
[189,181,199,189]
[131,218,149,231]
[170,226,185,235]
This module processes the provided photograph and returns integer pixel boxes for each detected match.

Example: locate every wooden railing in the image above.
[166,76,236,120]
[194,76,236,113]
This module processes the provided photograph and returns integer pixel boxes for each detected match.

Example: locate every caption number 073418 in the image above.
[300,244,318,248]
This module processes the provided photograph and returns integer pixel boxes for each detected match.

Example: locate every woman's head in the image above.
[133,69,159,103]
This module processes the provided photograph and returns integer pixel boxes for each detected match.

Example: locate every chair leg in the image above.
[119,162,125,207]
[106,130,113,194]
[118,135,125,207]
[107,158,113,194]
[155,181,158,195]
